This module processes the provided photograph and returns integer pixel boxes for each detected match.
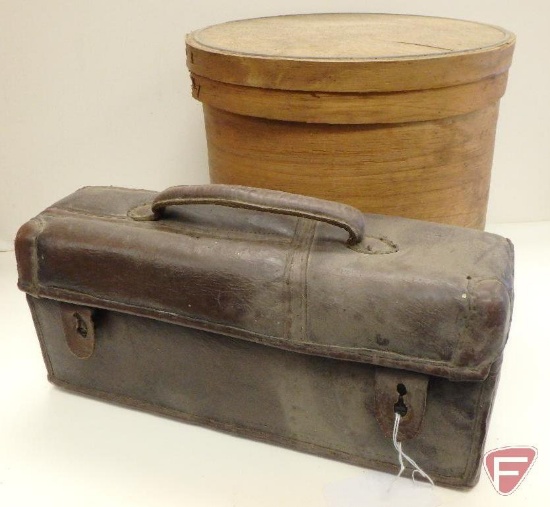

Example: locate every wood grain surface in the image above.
[187,14,515,228]
[191,72,508,124]
[204,104,500,229]
[186,14,515,92]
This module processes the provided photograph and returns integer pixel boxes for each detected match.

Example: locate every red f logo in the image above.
[483,446,537,495]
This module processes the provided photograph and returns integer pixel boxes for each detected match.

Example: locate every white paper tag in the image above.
[324,471,440,507]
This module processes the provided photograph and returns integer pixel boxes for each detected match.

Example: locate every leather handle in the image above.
[151,185,365,245]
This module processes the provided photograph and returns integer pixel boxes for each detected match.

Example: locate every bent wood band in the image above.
[186,14,515,229]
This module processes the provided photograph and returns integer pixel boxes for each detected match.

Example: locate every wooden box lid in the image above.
[186,13,515,93]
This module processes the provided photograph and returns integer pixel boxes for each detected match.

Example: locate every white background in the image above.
[1,0,550,246]
[1,1,549,506]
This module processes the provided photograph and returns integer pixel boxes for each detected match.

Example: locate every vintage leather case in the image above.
[15,185,514,488]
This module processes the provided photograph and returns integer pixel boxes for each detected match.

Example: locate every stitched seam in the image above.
[283,220,303,340]
[302,222,317,343]
[49,377,394,463]
[348,235,399,255]
[285,220,321,342]
[450,279,506,381]
[48,376,474,483]
[457,367,498,482]
[77,185,154,193]
[27,296,55,377]
[30,217,45,289]
[460,380,486,479]
[24,284,495,380]
[43,208,294,243]
[450,277,474,376]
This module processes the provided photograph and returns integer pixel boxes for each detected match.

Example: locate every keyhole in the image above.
[394,383,408,416]
[74,313,88,338]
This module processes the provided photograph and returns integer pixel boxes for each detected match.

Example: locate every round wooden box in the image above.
[186,14,515,228]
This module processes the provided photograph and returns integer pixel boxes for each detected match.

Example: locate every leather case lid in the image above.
[16,186,514,381]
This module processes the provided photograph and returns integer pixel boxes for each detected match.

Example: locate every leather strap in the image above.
[151,185,365,246]
[61,303,96,359]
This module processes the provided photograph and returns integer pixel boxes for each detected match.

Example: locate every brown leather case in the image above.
[15,185,514,488]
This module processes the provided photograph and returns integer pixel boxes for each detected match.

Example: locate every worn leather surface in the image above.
[151,185,366,245]
[15,184,514,488]
[28,295,501,488]
[16,185,514,381]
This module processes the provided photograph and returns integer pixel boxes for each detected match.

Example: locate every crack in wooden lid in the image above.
[186,14,515,92]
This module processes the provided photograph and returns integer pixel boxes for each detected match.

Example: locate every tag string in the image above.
[392,413,435,486]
